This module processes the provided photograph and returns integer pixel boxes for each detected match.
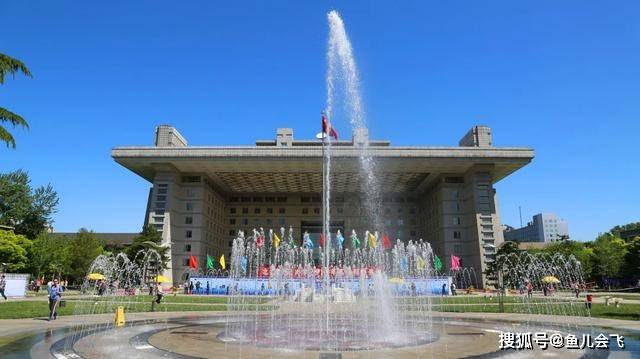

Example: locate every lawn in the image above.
[1,294,638,321]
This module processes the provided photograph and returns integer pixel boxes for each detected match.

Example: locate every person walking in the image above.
[450,282,456,296]
[526,281,533,298]
[0,275,7,300]
[441,283,447,296]
[48,279,63,321]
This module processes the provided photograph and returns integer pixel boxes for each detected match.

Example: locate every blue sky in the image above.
[1,1,638,241]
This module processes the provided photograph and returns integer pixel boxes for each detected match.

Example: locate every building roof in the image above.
[112,126,534,194]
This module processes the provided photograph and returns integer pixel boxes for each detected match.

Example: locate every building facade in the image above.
[504,213,569,243]
[112,125,533,287]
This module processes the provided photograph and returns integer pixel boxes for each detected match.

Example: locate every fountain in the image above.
[4,10,638,359]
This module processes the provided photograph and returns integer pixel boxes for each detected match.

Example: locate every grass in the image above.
[0,296,277,320]
[1,294,638,321]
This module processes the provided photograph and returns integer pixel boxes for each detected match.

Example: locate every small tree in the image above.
[68,229,104,283]
[592,233,627,288]
[126,225,170,269]
[0,230,32,272]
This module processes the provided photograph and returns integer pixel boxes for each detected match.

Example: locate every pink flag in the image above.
[451,255,461,271]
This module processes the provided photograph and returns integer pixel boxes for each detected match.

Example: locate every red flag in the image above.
[256,233,264,248]
[319,233,325,247]
[188,255,198,269]
[451,255,461,271]
[321,112,339,140]
[382,233,391,249]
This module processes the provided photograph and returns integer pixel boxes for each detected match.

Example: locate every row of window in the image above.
[229,196,288,203]
[230,207,287,215]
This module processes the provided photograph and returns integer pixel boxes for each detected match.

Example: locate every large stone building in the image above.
[112,125,533,286]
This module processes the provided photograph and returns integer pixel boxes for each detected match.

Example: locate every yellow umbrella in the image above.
[155,275,171,283]
[542,276,560,284]
[389,277,405,284]
[88,273,105,280]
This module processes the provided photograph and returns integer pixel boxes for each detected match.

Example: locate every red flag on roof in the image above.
[188,255,198,269]
[322,112,339,140]
[382,233,392,249]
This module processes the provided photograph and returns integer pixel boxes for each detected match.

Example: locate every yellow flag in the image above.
[368,232,377,248]
[417,256,426,270]
[219,254,226,270]
[273,233,281,248]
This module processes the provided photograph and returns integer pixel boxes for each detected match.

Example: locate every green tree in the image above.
[67,229,104,282]
[485,241,521,286]
[0,230,32,272]
[0,53,32,148]
[29,232,71,280]
[125,225,170,269]
[592,233,627,286]
[541,240,595,281]
[0,170,59,239]
[622,236,640,281]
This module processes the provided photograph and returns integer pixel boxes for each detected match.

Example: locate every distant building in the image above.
[51,232,137,249]
[504,213,568,243]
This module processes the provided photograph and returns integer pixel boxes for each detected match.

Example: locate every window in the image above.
[186,230,192,238]
[229,219,236,225]
[157,195,167,201]
[453,231,461,239]
[182,176,201,183]
[157,183,168,188]
[277,196,287,203]
[242,208,249,214]
[410,230,417,236]
[279,208,286,214]
[451,190,459,199]
[186,188,195,197]
[313,208,320,215]
[311,196,321,203]
[228,230,235,236]
[254,208,261,214]
[185,244,191,252]
[265,196,275,202]
[279,217,286,225]
[155,209,165,215]
[301,197,311,203]
[230,208,236,214]
[186,202,193,211]
[242,218,248,225]
[185,216,193,224]
[228,241,233,247]
[229,197,239,202]
[337,208,343,214]
[454,244,463,254]
[302,208,309,214]
[409,208,416,214]
[444,176,464,184]
[266,218,272,225]
[397,219,404,226]
[453,217,461,225]
[397,208,404,213]
[153,216,164,222]
[266,208,273,214]
[241,197,251,202]
[253,196,263,202]
[157,188,167,195]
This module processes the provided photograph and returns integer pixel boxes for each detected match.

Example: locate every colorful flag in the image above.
[206,255,215,270]
[188,255,198,269]
[434,255,443,271]
[350,230,360,248]
[382,233,391,249]
[417,256,426,270]
[321,112,339,140]
[256,232,265,248]
[303,231,314,249]
[219,254,226,270]
[336,230,344,249]
[273,232,281,248]
[451,255,461,271]
[368,232,377,248]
